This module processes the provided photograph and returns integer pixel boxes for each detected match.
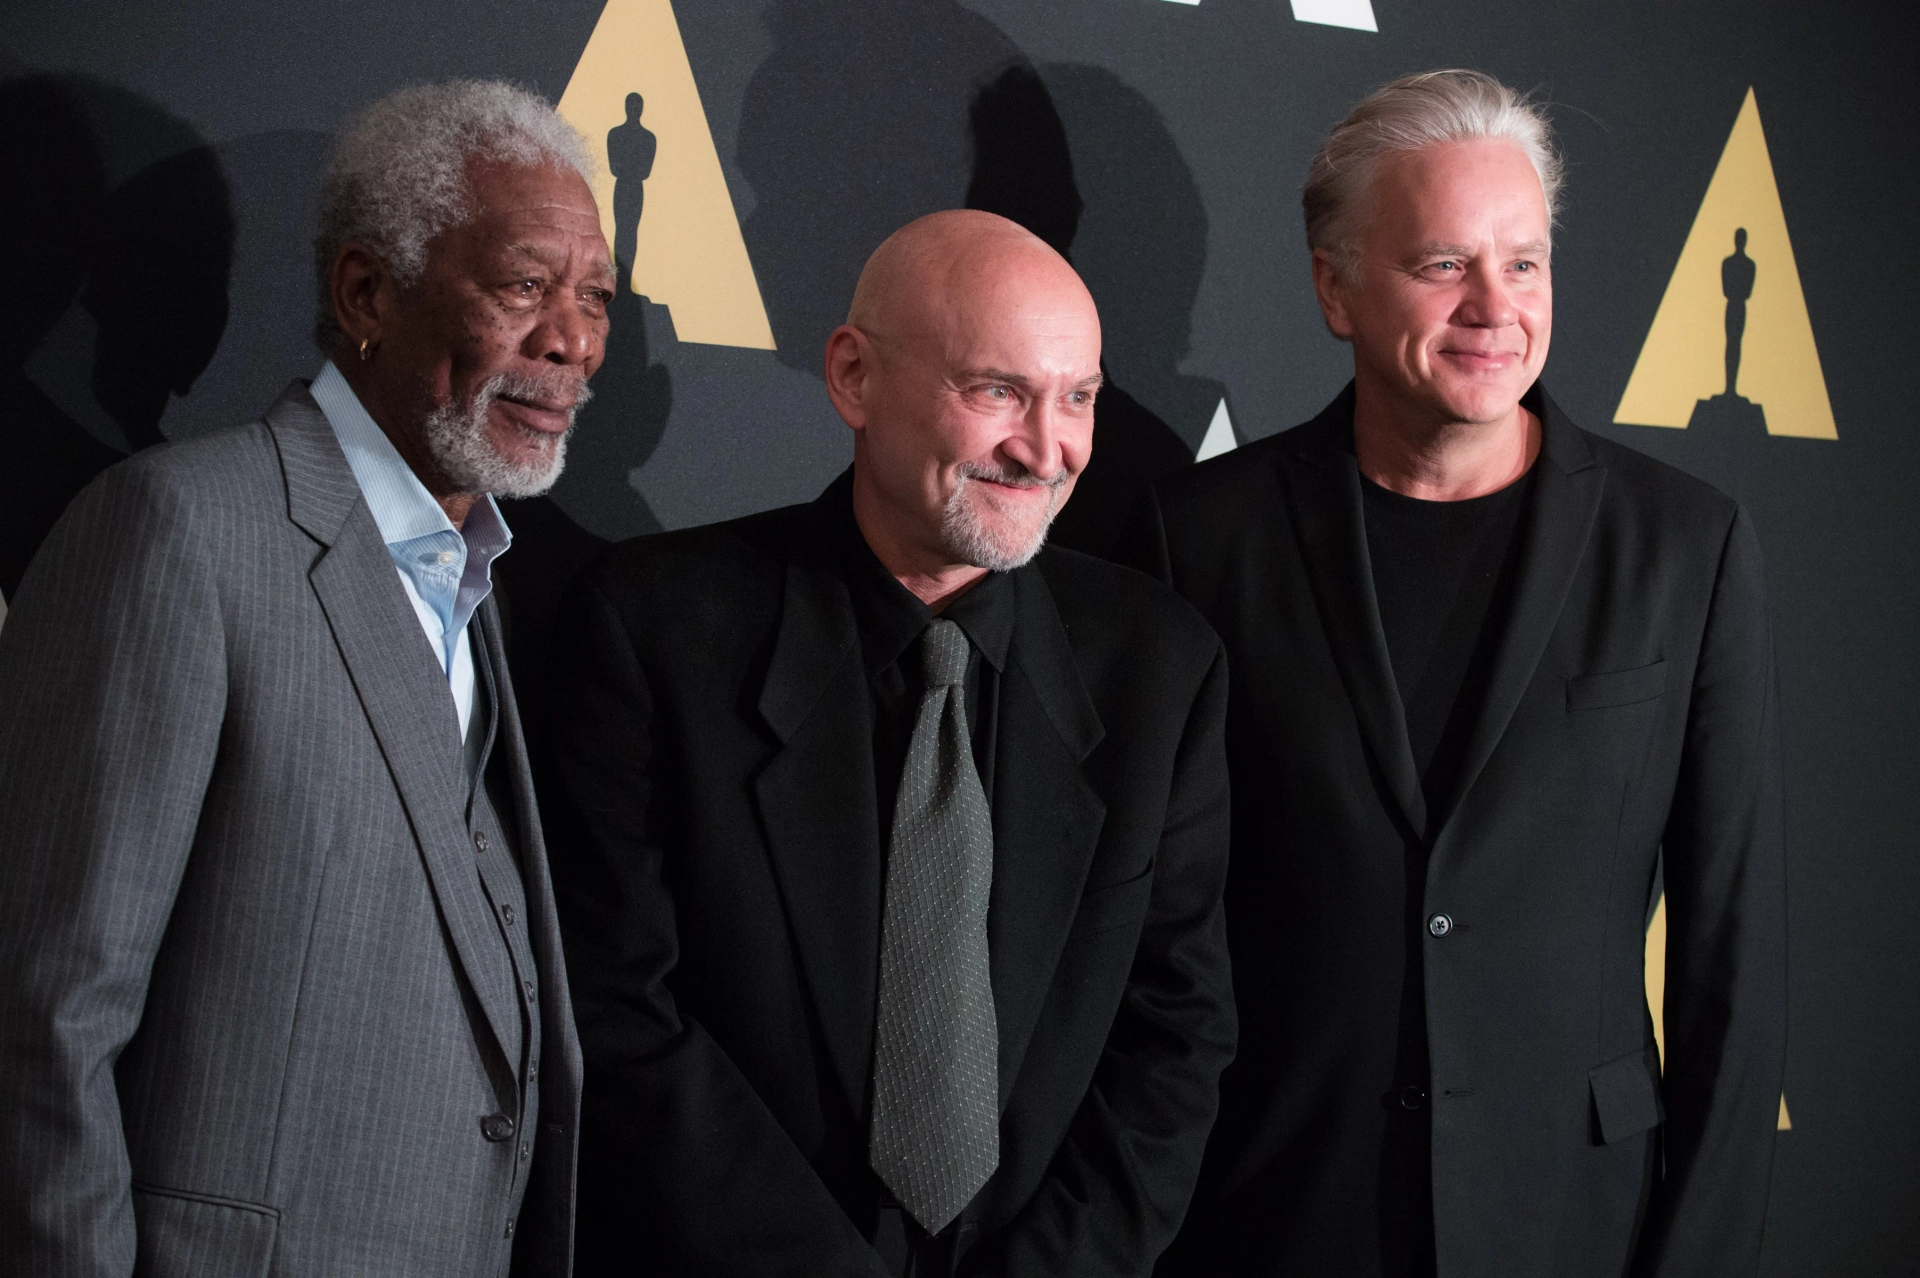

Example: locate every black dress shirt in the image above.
[825,479,1015,847]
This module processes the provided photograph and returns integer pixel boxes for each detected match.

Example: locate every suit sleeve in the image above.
[0,463,227,1276]
[1637,504,1788,1277]
[545,576,890,1278]
[960,641,1236,1277]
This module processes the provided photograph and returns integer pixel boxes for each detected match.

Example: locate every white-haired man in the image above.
[1129,72,1787,1276]
[0,80,612,1274]
[546,210,1235,1276]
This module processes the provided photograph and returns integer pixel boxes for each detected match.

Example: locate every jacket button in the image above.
[481,1113,516,1142]
[473,830,488,855]
[1400,1085,1427,1110]
[1427,913,1453,937]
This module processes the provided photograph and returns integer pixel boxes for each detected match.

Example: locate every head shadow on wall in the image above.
[0,69,235,598]
[733,4,1217,559]
[966,62,1223,557]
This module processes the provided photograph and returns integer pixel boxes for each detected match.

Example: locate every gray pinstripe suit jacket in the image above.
[0,384,582,1277]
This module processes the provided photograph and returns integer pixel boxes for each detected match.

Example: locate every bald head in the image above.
[824,210,1103,605]
[847,209,1088,338]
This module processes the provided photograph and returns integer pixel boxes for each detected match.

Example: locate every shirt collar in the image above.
[310,362,513,654]
[821,468,1015,676]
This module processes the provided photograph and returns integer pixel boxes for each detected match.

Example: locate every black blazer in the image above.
[546,483,1235,1276]
[1126,386,1786,1277]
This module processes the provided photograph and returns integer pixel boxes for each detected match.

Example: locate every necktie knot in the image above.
[920,618,971,688]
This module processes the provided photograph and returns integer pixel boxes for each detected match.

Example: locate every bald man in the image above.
[546,211,1234,1276]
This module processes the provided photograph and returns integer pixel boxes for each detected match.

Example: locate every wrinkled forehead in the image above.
[1370,139,1551,235]
[882,249,1101,371]
[444,159,610,259]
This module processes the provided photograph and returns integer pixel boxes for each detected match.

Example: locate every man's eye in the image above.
[984,385,1012,401]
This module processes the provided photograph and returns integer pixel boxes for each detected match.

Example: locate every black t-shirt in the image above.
[1361,466,1535,817]
[1360,463,1535,1277]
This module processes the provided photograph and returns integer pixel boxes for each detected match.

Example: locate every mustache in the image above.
[955,459,1069,491]
[473,367,595,416]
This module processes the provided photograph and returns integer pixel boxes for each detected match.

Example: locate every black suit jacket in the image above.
[1126,385,1786,1277]
[546,482,1235,1276]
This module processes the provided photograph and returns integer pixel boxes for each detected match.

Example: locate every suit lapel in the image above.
[1277,395,1427,841]
[1431,393,1605,852]
[268,384,523,1066]
[988,566,1107,1109]
[752,553,883,1119]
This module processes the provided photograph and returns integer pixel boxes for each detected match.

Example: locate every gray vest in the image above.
[464,619,543,1268]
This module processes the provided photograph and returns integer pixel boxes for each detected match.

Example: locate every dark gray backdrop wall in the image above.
[3,1,1916,1270]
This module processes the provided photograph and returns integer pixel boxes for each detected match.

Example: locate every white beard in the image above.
[421,368,592,499]
[938,460,1068,572]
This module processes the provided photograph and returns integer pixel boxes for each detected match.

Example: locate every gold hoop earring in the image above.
[359,338,373,362]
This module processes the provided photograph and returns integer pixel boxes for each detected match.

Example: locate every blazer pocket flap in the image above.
[1589,1044,1666,1145]
[133,1184,279,1278]
[1566,661,1669,711]
[1069,863,1156,938]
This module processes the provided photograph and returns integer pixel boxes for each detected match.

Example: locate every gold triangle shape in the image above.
[1645,894,1791,1131]
[558,0,776,349]
[1614,89,1835,438]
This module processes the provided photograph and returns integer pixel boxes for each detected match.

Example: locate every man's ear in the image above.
[1311,249,1356,342]
[330,243,395,355]
[823,324,871,432]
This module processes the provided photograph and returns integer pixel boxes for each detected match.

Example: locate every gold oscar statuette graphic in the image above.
[1646,894,1791,1130]
[1615,88,1836,440]
[559,0,776,350]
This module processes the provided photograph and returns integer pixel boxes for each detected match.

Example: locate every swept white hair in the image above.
[313,79,595,348]
[1303,69,1563,280]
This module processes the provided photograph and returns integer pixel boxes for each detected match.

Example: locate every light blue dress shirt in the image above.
[310,362,512,742]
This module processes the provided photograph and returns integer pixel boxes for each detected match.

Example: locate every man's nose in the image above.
[527,294,603,366]
[1456,261,1518,329]
[1002,398,1070,481]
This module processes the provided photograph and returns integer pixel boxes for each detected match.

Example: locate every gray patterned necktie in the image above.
[869,617,1000,1235]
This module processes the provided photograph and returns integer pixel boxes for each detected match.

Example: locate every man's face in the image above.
[380,159,614,497]
[847,258,1102,572]
[1320,138,1552,429]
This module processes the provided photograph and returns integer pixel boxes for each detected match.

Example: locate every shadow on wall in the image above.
[966,63,1222,559]
[736,0,1025,377]
[0,70,234,599]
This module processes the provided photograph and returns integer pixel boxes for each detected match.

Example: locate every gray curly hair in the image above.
[1303,69,1563,281]
[313,79,596,350]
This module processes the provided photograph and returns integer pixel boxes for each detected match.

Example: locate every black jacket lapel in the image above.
[752,553,883,1120]
[1277,391,1428,841]
[268,383,524,1067]
[1431,389,1606,853]
[988,565,1108,1109]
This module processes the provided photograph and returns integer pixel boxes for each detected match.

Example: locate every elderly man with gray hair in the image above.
[1129,71,1787,1276]
[0,80,612,1274]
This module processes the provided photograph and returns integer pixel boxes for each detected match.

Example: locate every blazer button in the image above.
[1427,913,1453,937]
[481,1113,516,1142]
[1400,1086,1427,1110]
[473,830,489,855]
